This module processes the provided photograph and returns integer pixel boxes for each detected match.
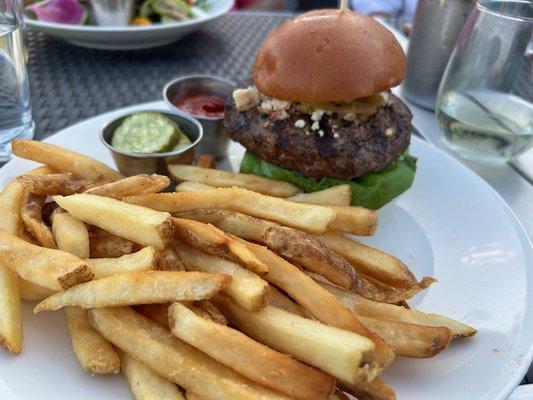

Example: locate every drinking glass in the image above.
[0,0,34,161]
[436,0,532,164]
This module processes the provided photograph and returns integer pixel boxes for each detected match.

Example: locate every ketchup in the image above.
[174,93,225,118]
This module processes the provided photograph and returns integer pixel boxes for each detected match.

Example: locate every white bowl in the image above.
[25,0,233,50]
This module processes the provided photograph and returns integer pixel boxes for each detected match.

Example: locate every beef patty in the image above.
[224,92,412,180]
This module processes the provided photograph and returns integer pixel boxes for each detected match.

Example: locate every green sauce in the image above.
[112,112,182,153]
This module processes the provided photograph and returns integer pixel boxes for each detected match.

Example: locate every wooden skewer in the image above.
[339,0,349,11]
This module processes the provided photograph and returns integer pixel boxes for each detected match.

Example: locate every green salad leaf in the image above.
[240,151,417,210]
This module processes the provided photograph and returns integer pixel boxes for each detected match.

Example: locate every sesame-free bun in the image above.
[253,9,406,102]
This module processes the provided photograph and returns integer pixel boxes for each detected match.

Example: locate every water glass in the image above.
[0,0,34,161]
[436,0,532,164]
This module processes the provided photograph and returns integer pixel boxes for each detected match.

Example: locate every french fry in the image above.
[0,264,22,354]
[239,239,394,372]
[84,174,170,198]
[0,179,28,354]
[288,185,351,206]
[261,225,359,290]
[21,190,57,248]
[18,278,55,301]
[175,243,269,312]
[12,140,123,181]
[357,315,452,358]
[34,271,231,312]
[135,303,170,328]
[194,154,217,169]
[175,209,272,242]
[158,248,185,271]
[170,183,374,235]
[175,181,214,193]
[268,286,305,316]
[89,234,135,258]
[168,165,301,197]
[17,173,104,196]
[86,246,160,278]
[0,180,26,236]
[190,300,228,325]
[89,307,291,400]
[319,233,417,288]
[119,350,185,400]
[173,218,268,276]
[328,206,377,236]
[264,226,424,303]
[64,307,120,374]
[339,377,396,400]
[185,393,205,400]
[54,194,174,249]
[52,209,90,259]
[317,280,477,337]
[0,230,92,290]
[213,296,377,383]
[125,188,336,235]
[168,302,335,400]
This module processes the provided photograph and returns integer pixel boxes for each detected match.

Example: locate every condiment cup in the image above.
[163,75,235,158]
[100,110,203,176]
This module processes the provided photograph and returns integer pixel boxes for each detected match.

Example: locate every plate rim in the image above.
[3,100,532,399]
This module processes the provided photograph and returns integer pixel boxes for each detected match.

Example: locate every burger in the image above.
[223,9,416,209]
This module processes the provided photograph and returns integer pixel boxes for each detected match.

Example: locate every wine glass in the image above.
[436,0,532,164]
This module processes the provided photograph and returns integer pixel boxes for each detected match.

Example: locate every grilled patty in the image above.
[224,92,412,180]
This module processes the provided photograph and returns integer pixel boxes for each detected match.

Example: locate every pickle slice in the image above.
[112,112,180,154]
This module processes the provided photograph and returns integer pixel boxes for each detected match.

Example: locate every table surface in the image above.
[25,11,532,395]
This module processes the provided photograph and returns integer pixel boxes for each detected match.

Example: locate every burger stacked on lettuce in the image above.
[223,9,416,209]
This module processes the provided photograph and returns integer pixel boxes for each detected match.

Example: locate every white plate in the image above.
[25,0,233,50]
[0,101,531,400]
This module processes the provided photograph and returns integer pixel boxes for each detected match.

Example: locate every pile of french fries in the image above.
[0,139,477,400]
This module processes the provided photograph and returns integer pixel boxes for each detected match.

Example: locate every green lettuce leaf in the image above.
[240,151,417,210]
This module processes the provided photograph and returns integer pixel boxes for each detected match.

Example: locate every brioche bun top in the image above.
[253,9,406,102]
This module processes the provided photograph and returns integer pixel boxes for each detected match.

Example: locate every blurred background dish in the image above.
[24,0,233,49]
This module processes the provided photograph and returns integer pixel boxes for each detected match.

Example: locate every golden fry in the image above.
[84,174,170,198]
[86,246,159,278]
[89,307,290,399]
[0,264,22,354]
[12,140,123,180]
[328,206,377,236]
[240,239,394,373]
[0,230,92,290]
[35,271,231,312]
[21,190,57,248]
[119,350,185,400]
[158,248,185,271]
[168,302,335,400]
[17,173,104,196]
[89,234,135,258]
[288,185,351,206]
[168,165,301,197]
[175,243,269,312]
[318,279,477,337]
[54,194,174,249]
[358,315,452,358]
[173,218,268,276]
[213,296,376,383]
[52,209,90,258]
[319,233,417,288]
[65,307,120,374]
[125,187,336,235]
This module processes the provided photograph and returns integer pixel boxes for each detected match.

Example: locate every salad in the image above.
[25,0,208,26]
